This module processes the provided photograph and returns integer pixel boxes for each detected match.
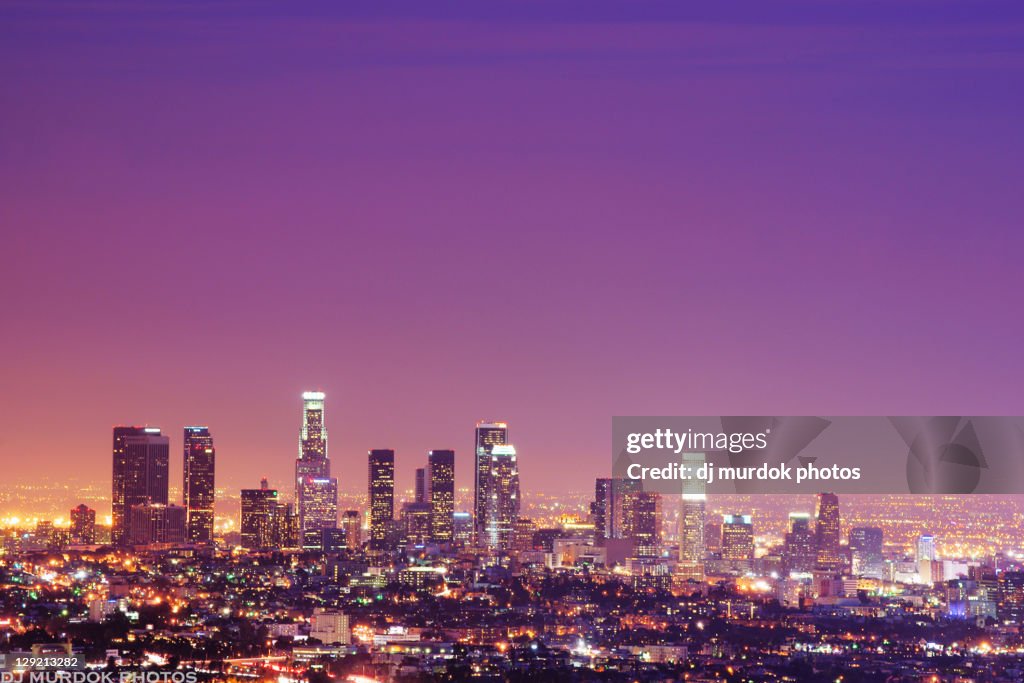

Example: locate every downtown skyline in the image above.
[3,2,1024,493]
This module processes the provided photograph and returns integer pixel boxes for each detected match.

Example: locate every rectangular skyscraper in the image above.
[427,449,455,544]
[483,444,520,551]
[112,426,170,546]
[815,492,843,572]
[295,392,338,532]
[368,449,395,550]
[241,487,279,549]
[183,426,215,544]
[474,421,507,545]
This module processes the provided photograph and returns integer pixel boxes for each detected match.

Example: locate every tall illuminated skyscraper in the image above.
[678,452,706,574]
[427,449,455,544]
[240,486,279,549]
[112,426,170,546]
[183,426,215,544]
[368,449,395,551]
[783,512,816,575]
[721,513,754,572]
[295,392,337,532]
[815,492,843,572]
[483,444,520,551]
[849,527,884,579]
[474,421,508,544]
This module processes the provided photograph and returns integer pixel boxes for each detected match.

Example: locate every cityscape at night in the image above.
[2,395,1024,681]
[4,1,1024,681]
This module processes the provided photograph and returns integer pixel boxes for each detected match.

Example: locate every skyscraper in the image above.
[112,426,170,546]
[368,449,395,551]
[427,449,455,544]
[182,426,215,544]
[341,510,361,549]
[482,444,520,551]
[849,527,884,579]
[295,392,338,532]
[917,534,937,562]
[623,490,661,556]
[721,514,754,572]
[241,486,279,549]
[814,492,843,572]
[474,421,508,544]
[70,504,96,544]
[414,468,426,504]
[593,478,614,546]
[678,452,706,573]
[783,512,816,575]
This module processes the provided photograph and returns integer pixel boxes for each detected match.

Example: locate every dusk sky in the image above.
[2,1,1023,499]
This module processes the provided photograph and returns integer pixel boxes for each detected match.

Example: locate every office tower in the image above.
[917,534,937,562]
[182,426,215,544]
[111,426,170,545]
[678,452,706,571]
[401,501,431,546]
[341,510,361,549]
[453,511,472,546]
[814,492,842,572]
[70,504,96,544]
[783,512,816,575]
[998,571,1024,624]
[427,449,455,544]
[413,468,425,504]
[849,527,885,579]
[272,502,299,549]
[721,514,754,572]
[295,392,338,532]
[128,503,186,545]
[368,449,395,550]
[623,490,661,556]
[482,444,520,551]
[241,487,279,549]
[593,478,614,545]
[474,421,508,544]
[612,478,642,540]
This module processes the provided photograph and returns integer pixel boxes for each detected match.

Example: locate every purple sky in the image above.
[2,1,1023,501]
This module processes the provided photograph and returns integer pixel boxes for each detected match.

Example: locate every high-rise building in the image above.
[241,487,279,549]
[593,478,614,545]
[453,511,473,546]
[917,534,937,562]
[849,527,884,579]
[341,509,361,549]
[482,444,520,551]
[474,421,508,544]
[112,426,170,546]
[182,426,215,544]
[401,501,431,546]
[998,571,1024,624]
[814,492,842,572]
[70,504,96,544]
[678,452,706,573]
[783,512,816,575]
[128,503,186,545]
[623,490,661,556]
[427,449,455,544]
[295,392,337,532]
[368,449,395,551]
[721,514,754,572]
[414,468,426,504]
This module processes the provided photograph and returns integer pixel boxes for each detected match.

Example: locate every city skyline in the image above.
[3,2,1023,494]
